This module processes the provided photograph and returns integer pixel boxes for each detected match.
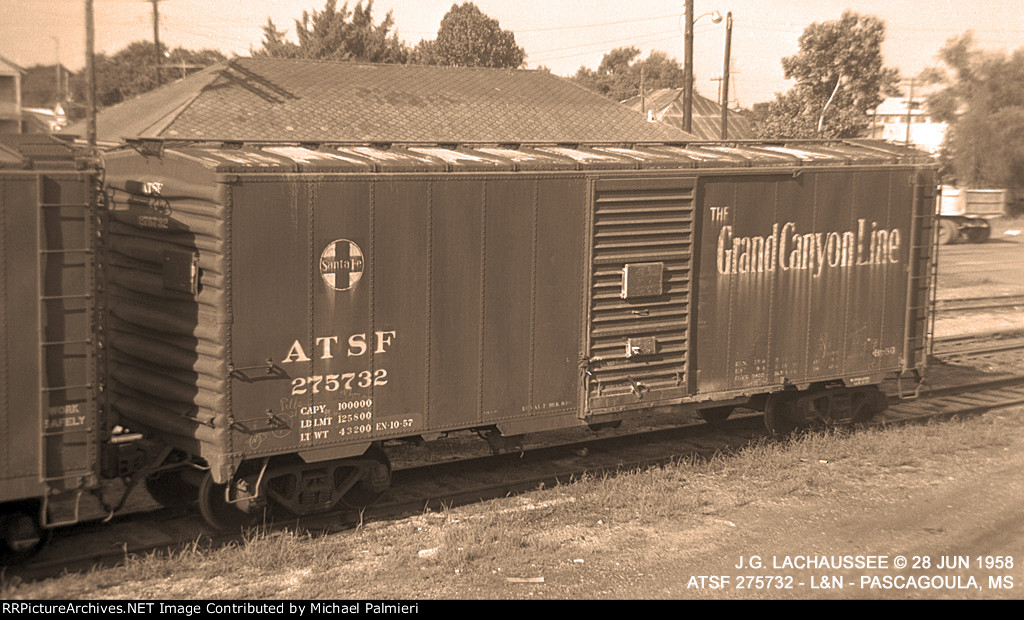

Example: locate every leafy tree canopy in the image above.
[252,18,302,59]
[571,47,685,103]
[413,2,525,69]
[22,43,224,116]
[90,41,225,108]
[753,11,899,138]
[923,33,1024,200]
[252,0,410,63]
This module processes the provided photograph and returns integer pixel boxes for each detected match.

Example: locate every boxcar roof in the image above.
[110,139,934,174]
[0,133,79,170]
[621,88,757,140]
[64,58,695,145]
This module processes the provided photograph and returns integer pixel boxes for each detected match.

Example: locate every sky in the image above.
[3,0,1024,107]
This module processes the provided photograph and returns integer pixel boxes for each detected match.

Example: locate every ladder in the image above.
[900,173,938,397]
[35,173,97,527]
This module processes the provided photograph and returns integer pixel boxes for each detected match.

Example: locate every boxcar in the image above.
[95,139,937,527]
[1,135,99,555]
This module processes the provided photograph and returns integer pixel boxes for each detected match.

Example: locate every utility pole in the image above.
[640,65,646,119]
[905,78,915,147]
[720,12,732,139]
[682,0,695,134]
[85,0,96,150]
[50,37,62,105]
[149,0,163,86]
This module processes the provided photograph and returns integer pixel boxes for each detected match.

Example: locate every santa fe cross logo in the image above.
[319,239,365,291]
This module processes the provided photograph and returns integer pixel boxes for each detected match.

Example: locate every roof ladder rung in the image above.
[41,383,93,392]
[40,293,91,301]
[39,248,93,255]
[41,338,92,347]
[42,428,93,438]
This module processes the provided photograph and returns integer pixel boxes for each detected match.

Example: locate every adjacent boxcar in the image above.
[99,139,937,525]
[0,135,99,555]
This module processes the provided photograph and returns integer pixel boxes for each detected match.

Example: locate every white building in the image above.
[0,55,24,133]
[866,96,947,154]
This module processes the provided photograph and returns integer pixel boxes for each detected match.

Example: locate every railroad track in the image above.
[12,374,1024,582]
[932,329,1024,361]
[934,294,1024,314]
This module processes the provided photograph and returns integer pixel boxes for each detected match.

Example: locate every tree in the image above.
[571,47,686,103]
[251,18,302,59]
[85,41,225,108]
[753,11,899,138]
[252,0,410,63]
[413,2,525,68]
[924,33,1024,208]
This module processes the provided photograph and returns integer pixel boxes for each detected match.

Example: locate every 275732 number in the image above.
[290,370,387,395]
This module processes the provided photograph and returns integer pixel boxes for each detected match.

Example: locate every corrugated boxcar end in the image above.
[102,155,235,484]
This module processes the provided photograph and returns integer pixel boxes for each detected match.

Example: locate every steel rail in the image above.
[932,328,1024,361]
[934,295,1024,313]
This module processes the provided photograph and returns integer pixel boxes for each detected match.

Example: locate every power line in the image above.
[527,31,682,65]
[515,13,680,33]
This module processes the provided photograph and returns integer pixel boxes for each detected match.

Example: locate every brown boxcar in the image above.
[0,135,99,555]
[98,139,937,524]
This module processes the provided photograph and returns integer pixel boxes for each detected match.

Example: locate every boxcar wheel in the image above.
[938,219,959,245]
[339,445,392,510]
[144,471,197,509]
[1,508,46,562]
[850,388,886,424]
[699,405,734,425]
[198,472,251,531]
[764,393,800,435]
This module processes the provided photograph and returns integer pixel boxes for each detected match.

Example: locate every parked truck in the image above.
[937,186,1007,244]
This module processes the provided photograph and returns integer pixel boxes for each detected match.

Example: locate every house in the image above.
[622,88,754,140]
[0,55,24,133]
[63,58,694,145]
[866,97,947,154]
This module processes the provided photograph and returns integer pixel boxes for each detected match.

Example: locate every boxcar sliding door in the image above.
[582,176,696,415]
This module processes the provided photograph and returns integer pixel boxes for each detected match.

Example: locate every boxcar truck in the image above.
[85,139,935,529]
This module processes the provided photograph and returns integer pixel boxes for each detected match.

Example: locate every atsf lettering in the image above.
[717,219,902,278]
[281,331,396,363]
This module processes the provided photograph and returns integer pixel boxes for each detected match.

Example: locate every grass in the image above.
[5,409,1022,599]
